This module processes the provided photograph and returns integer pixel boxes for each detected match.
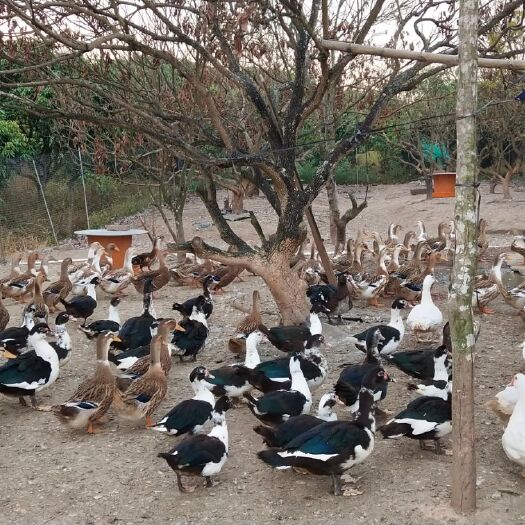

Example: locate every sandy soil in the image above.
[2,182,525,525]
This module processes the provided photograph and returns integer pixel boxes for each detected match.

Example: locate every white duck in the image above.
[416,220,427,242]
[486,340,525,422]
[98,248,134,296]
[406,274,443,342]
[502,373,525,478]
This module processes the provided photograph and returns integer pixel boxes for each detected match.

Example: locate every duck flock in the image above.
[0,221,525,497]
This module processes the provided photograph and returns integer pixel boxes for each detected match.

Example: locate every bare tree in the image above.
[1,0,524,321]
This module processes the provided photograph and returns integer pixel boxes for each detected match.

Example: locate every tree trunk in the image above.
[489,177,497,194]
[230,188,244,213]
[243,177,259,197]
[255,250,310,324]
[450,0,478,514]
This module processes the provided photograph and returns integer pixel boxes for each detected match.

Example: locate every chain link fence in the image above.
[0,151,149,261]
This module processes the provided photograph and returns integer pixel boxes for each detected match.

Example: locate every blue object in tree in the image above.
[515,89,525,102]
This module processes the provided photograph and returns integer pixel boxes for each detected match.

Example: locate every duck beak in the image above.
[112,335,122,342]
[174,323,186,332]
[114,246,121,252]
[2,350,18,359]
[334,395,346,406]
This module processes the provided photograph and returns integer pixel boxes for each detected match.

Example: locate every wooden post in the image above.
[449,0,479,514]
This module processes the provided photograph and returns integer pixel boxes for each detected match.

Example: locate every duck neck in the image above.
[421,279,434,305]
[433,354,449,382]
[251,291,261,319]
[355,389,375,431]
[193,381,215,403]
[93,250,103,274]
[290,365,311,400]
[123,250,134,272]
[31,336,58,364]
[85,284,97,301]
[317,401,336,421]
[308,313,322,335]
[60,259,70,280]
[389,307,404,332]
[208,417,228,450]
[108,303,120,324]
[55,324,71,350]
[244,336,261,369]
[149,335,162,370]
[190,309,208,327]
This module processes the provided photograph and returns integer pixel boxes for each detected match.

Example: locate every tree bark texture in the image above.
[449,0,479,514]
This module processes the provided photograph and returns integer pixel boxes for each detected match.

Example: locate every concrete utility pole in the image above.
[449,0,479,514]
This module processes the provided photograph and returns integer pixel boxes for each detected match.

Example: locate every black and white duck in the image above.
[253,391,338,447]
[383,323,451,381]
[49,312,74,367]
[257,366,388,496]
[60,276,99,325]
[172,275,220,319]
[0,324,59,409]
[113,286,157,351]
[335,328,390,414]
[202,331,267,399]
[350,298,410,356]
[380,380,452,454]
[307,273,361,324]
[245,354,312,425]
[172,297,209,362]
[78,297,121,339]
[158,395,233,492]
[405,345,451,397]
[258,305,324,354]
[249,334,328,393]
[151,366,216,436]
[0,322,31,358]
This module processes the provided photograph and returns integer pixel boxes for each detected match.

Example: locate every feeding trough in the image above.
[432,171,456,198]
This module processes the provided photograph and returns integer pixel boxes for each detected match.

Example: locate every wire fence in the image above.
[0,151,149,261]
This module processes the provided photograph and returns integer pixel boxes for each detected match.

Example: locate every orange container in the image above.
[432,172,456,198]
[74,229,148,268]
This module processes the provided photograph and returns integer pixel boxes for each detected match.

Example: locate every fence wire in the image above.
[0,150,149,261]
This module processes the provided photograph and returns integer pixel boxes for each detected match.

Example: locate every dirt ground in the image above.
[2,182,525,525]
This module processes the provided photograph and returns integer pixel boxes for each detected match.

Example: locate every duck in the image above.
[477,219,489,260]
[0,295,9,331]
[228,290,263,357]
[406,274,443,342]
[386,243,408,273]
[416,220,427,242]
[132,235,162,271]
[349,298,410,356]
[70,247,105,294]
[117,319,184,380]
[51,331,119,433]
[114,283,157,351]
[383,323,451,381]
[385,224,403,248]
[492,253,525,311]
[405,345,452,398]
[98,248,134,296]
[472,273,499,315]
[22,272,48,325]
[78,297,122,339]
[151,366,216,436]
[0,323,58,409]
[210,263,245,293]
[244,354,312,425]
[347,247,389,307]
[380,381,452,454]
[485,341,525,423]
[132,249,171,295]
[257,366,387,496]
[68,242,101,277]
[253,391,338,448]
[43,258,73,312]
[59,276,99,325]
[172,275,220,319]
[258,305,323,354]
[307,273,358,324]
[172,297,209,362]
[0,254,23,286]
[49,312,74,366]
[202,331,267,399]
[109,321,160,370]
[248,334,328,393]
[157,395,232,493]
[1,251,39,302]
[0,323,31,358]
[114,333,168,427]
[99,242,120,273]
[501,373,525,477]
[511,236,525,265]
[335,329,390,413]
[424,222,451,252]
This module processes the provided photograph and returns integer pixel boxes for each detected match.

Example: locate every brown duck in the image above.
[228,290,263,357]
[132,250,170,294]
[43,258,73,312]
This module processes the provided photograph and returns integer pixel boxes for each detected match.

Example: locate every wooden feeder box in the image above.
[74,228,148,267]
[432,171,456,198]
